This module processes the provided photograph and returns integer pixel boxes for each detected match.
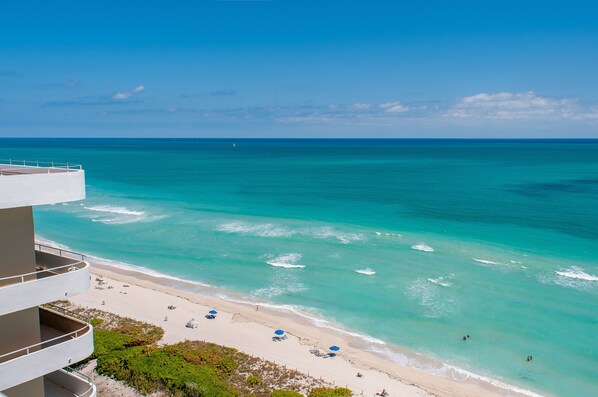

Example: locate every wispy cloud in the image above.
[0,70,16,76]
[112,85,145,100]
[210,89,236,96]
[62,79,80,87]
[446,91,577,120]
[380,101,410,113]
[351,103,372,110]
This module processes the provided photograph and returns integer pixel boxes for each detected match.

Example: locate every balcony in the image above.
[0,244,90,316]
[44,369,96,397]
[0,305,94,391]
[0,159,85,209]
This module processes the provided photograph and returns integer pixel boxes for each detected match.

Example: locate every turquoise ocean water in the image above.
[1,139,596,396]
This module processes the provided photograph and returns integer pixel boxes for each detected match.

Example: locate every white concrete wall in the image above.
[0,170,85,209]
[0,261,90,316]
[0,325,93,391]
[1,377,44,397]
[44,370,96,397]
[0,208,42,394]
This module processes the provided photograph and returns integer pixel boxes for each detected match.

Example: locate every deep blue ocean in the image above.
[1,139,596,396]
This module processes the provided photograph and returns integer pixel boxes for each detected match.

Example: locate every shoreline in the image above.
[60,246,547,397]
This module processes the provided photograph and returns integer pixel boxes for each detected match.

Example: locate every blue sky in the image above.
[1,0,597,138]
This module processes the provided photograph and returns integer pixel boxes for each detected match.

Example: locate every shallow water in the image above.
[2,139,597,396]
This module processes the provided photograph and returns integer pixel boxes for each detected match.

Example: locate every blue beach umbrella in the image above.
[274,329,285,335]
[329,345,340,351]
[209,310,218,315]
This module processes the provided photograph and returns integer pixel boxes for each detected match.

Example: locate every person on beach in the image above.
[356,372,363,378]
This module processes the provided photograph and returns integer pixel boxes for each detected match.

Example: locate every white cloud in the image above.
[447,91,577,120]
[351,103,372,110]
[380,101,410,113]
[112,85,145,100]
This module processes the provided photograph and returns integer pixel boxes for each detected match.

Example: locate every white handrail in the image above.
[0,306,90,362]
[0,159,82,170]
[0,245,86,284]
[59,369,96,397]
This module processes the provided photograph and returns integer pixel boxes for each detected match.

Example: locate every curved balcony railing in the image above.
[0,244,90,316]
[0,305,94,390]
[45,368,96,397]
[0,304,91,364]
[0,159,82,176]
[0,244,86,287]
[4,243,85,284]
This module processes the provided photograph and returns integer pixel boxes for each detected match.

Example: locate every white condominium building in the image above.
[0,160,95,397]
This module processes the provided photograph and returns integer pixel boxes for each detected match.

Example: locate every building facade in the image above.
[0,160,95,397]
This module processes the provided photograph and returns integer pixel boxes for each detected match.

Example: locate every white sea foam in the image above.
[427,277,451,287]
[216,222,296,238]
[375,231,401,237]
[472,258,512,266]
[473,258,499,265]
[556,266,598,282]
[367,346,543,397]
[84,205,146,216]
[82,204,166,225]
[265,253,305,269]
[216,222,366,244]
[411,243,434,252]
[407,278,459,318]
[308,226,366,244]
[354,268,376,275]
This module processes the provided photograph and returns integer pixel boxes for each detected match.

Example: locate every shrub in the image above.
[308,387,352,397]
[245,375,262,386]
[272,390,303,397]
[90,317,104,327]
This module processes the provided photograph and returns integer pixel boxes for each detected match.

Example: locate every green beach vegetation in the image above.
[62,302,346,396]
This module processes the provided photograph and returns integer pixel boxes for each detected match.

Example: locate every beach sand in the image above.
[69,262,528,397]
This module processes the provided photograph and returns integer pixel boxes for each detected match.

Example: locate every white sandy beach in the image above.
[66,260,533,397]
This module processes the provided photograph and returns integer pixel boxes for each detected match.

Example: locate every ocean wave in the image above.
[407,278,459,318]
[84,205,146,216]
[82,204,165,225]
[427,276,451,287]
[375,231,402,237]
[216,222,296,238]
[411,243,434,252]
[216,222,366,244]
[309,226,366,244]
[556,266,598,282]
[251,283,306,298]
[473,258,505,265]
[252,266,307,298]
[354,268,376,275]
[265,253,305,269]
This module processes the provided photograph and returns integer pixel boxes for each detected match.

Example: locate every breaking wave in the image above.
[82,205,165,225]
[354,268,376,275]
[216,222,366,244]
[411,243,434,252]
[216,222,296,237]
[556,266,598,282]
[427,276,452,287]
[265,253,305,269]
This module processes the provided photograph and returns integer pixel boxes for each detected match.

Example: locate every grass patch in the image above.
[308,388,352,397]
